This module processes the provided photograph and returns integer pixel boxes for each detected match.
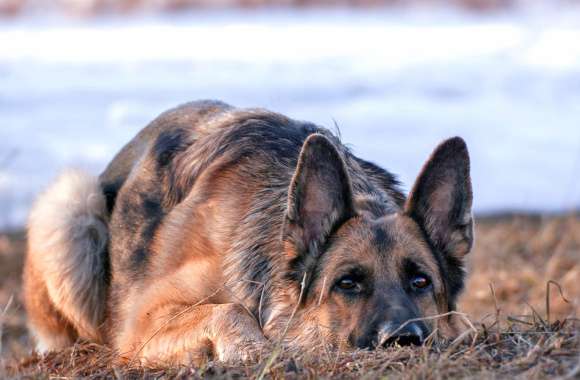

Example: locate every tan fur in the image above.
[120,303,267,365]
[25,169,109,351]
[23,102,473,362]
[22,255,78,351]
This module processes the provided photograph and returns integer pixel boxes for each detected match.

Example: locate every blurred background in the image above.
[1,0,580,361]
[1,0,580,229]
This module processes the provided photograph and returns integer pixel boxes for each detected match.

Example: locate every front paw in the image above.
[211,304,270,363]
[215,335,270,363]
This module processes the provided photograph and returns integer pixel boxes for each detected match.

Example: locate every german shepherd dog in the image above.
[24,100,474,364]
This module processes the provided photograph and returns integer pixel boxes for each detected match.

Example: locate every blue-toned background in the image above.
[1,2,580,228]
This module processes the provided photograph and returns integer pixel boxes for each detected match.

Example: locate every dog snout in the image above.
[378,321,426,347]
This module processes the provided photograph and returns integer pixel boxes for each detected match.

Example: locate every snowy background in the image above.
[1,5,580,229]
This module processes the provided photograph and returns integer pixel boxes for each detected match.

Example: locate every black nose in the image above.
[379,322,425,347]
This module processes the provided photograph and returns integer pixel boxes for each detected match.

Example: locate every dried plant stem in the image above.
[380,311,477,347]
[0,295,14,356]
[546,280,571,324]
[256,272,307,380]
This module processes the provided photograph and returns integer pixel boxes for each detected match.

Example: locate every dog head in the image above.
[281,134,473,348]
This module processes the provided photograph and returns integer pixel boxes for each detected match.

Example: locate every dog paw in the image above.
[211,304,270,363]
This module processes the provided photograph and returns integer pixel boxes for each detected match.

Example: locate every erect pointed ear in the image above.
[283,134,354,260]
[405,137,474,260]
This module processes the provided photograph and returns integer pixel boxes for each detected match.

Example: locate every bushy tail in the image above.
[27,169,109,346]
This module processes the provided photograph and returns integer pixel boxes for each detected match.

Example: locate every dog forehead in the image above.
[323,216,441,288]
[327,214,434,267]
[344,214,433,262]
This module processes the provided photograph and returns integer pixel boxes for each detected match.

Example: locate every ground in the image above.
[0,213,578,379]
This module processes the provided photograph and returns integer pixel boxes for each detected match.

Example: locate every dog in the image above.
[24,100,474,364]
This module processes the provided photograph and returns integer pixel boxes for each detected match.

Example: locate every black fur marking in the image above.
[402,258,421,278]
[372,225,394,253]
[101,183,119,215]
[129,247,148,275]
[166,115,323,208]
[141,197,161,219]
[153,129,189,167]
[355,157,405,207]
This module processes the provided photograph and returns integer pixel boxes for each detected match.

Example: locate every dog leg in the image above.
[23,258,78,352]
[119,303,268,365]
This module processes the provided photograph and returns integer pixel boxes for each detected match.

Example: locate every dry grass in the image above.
[462,214,580,320]
[0,213,579,379]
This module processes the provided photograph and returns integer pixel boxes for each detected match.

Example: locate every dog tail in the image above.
[26,169,109,349]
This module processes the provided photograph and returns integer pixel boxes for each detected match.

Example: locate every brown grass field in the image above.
[0,213,579,379]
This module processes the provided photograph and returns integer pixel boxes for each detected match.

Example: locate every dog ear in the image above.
[284,134,354,261]
[405,137,474,260]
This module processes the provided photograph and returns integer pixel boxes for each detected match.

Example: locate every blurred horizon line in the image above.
[1,0,579,19]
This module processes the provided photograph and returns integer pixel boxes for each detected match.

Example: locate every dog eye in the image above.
[337,277,359,291]
[411,275,431,290]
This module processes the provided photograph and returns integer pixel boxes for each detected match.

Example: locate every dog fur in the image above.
[24,100,474,364]
[25,169,109,351]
